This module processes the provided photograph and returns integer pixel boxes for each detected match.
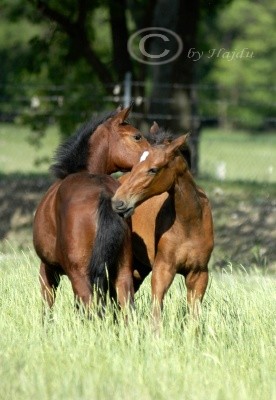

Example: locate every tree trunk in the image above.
[149,0,201,175]
[109,0,134,81]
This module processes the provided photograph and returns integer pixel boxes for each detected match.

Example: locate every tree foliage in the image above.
[0,0,274,147]
[204,0,276,129]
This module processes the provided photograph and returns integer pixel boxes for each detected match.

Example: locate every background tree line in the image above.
[0,0,275,172]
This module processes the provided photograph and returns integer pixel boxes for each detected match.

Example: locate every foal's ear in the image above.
[165,134,189,157]
[113,103,133,124]
[150,121,160,134]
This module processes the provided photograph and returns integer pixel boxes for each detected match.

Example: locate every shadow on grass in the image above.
[200,177,276,270]
[0,172,53,243]
[0,173,275,270]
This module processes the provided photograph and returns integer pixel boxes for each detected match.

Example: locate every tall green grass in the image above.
[0,251,275,400]
[1,124,275,399]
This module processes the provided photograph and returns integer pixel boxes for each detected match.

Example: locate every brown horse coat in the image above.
[112,135,214,321]
[33,107,150,313]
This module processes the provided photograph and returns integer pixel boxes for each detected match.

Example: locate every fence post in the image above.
[123,72,132,108]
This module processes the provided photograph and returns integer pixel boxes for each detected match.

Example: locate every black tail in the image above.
[88,193,128,296]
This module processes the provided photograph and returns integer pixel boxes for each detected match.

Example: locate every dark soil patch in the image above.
[0,174,275,271]
[208,182,276,270]
[0,174,53,250]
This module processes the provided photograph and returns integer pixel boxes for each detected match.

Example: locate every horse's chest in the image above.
[157,224,212,270]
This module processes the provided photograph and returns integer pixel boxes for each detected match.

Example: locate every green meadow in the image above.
[0,252,275,400]
[0,123,275,182]
[0,124,59,175]
[200,128,276,183]
[0,124,275,399]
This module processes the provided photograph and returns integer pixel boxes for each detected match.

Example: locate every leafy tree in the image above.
[2,0,274,173]
[200,0,276,130]
[1,1,112,140]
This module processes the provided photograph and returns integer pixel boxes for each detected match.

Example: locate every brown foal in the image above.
[112,135,214,324]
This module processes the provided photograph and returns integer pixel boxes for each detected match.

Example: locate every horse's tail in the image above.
[88,193,128,296]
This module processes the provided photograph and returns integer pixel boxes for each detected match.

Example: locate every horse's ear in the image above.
[150,121,159,134]
[116,104,123,112]
[165,134,189,157]
[113,103,133,124]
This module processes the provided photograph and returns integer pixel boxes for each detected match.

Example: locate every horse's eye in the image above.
[148,167,159,175]
[134,134,142,141]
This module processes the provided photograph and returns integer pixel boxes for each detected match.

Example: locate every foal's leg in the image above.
[184,268,209,319]
[151,258,175,330]
[39,262,60,321]
[132,257,150,293]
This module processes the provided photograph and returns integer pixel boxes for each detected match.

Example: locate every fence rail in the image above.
[0,80,275,183]
[0,79,275,125]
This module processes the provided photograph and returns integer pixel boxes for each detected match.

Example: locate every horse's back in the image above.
[58,172,119,202]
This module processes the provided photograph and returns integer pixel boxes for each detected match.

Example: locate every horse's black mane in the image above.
[51,110,117,179]
[146,127,192,169]
[145,127,173,146]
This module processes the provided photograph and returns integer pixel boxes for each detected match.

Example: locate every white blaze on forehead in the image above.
[139,151,149,162]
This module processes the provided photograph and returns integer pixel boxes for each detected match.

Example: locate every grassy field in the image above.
[0,123,275,182]
[0,251,275,400]
[200,128,276,183]
[0,124,59,175]
[1,122,275,266]
[0,123,275,399]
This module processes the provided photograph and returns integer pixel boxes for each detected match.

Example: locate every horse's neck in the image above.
[173,170,203,221]
[86,131,113,174]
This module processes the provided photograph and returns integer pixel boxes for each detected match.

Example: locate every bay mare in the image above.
[33,106,150,315]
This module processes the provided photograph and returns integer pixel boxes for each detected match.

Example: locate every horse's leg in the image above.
[184,268,209,319]
[151,258,175,331]
[111,234,135,321]
[114,271,134,324]
[39,262,60,321]
[66,268,93,315]
[132,256,150,293]
[115,271,134,309]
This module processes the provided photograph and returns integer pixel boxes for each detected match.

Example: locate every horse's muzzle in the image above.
[112,199,134,219]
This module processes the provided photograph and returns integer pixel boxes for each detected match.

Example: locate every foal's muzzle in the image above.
[112,199,134,219]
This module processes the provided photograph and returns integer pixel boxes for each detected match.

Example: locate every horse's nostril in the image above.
[112,199,126,211]
[116,200,125,208]
[112,198,134,218]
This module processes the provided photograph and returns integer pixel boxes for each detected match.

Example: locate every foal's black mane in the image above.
[51,110,117,179]
[146,127,173,146]
[146,127,192,169]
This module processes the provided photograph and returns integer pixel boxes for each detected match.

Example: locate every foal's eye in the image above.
[133,134,142,141]
[148,167,159,175]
